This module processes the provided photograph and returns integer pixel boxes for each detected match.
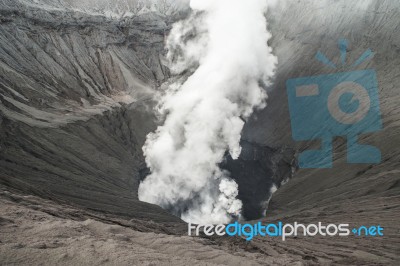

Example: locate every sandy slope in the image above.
[0,0,399,265]
[1,187,398,265]
[0,189,301,266]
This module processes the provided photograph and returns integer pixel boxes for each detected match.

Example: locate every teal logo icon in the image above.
[286,40,382,168]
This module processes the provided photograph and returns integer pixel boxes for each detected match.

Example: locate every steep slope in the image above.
[0,0,292,224]
[243,1,400,264]
[249,0,400,222]
[0,0,399,265]
[0,0,182,224]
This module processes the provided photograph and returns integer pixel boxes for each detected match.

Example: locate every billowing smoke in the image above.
[139,0,277,224]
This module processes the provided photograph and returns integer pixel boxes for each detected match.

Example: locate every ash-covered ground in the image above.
[0,0,399,265]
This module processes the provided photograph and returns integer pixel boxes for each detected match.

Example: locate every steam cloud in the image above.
[138,0,277,224]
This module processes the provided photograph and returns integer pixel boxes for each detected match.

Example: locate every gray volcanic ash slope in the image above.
[0,0,399,265]
[244,1,400,264]
[0,0,180,225]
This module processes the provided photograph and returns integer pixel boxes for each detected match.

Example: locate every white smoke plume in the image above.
[138,0,277,224]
